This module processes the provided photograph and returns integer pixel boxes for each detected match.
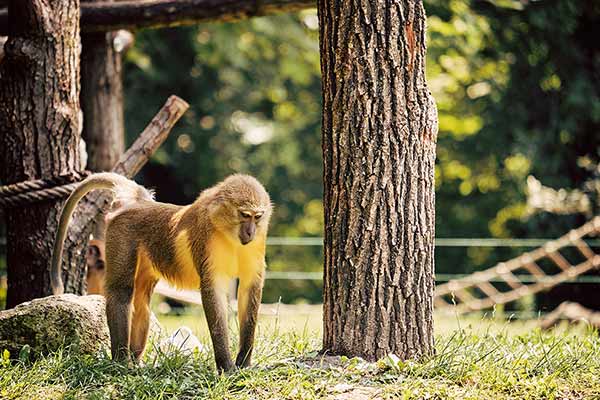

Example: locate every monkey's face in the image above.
[238,210,265,245]
[208,174,273,245]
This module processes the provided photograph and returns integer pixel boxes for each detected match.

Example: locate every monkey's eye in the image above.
[240,211,253,219]
[255,213,263,220]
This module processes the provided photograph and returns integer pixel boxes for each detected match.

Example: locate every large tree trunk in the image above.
[319,0,438,361]
[0,0,86,307]
[80,0,126,240]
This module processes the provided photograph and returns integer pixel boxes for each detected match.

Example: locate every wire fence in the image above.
[263,236,600,283]
[266,237,600,247]
[264,271,600,283]
[2,237,600,282]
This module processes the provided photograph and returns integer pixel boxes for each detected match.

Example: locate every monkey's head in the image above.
[208,174,272,245]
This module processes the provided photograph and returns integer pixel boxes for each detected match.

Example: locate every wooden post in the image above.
[81,0,125,173]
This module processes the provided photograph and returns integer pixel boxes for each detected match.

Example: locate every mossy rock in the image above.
[0,294,109,358]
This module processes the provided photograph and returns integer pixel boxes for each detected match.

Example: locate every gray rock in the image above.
[0,294,109,358]
[0,294,163,358]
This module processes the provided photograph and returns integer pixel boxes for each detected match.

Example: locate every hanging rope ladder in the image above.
[435,216,600,314]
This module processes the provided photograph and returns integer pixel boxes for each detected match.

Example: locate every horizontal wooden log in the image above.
[0,0,315,35]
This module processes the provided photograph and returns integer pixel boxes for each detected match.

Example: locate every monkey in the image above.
[86,239,106,295]
[51,172,272,371]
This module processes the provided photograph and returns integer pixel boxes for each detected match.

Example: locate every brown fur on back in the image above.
[108,199,212,277]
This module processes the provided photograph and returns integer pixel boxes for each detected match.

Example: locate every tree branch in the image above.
[0,0,315,35]
[112,96,188,176]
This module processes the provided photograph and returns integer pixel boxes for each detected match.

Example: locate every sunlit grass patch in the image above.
[1,309,599,399]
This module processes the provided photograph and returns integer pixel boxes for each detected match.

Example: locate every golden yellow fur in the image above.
[171,230,202,290]
[166,221,266,290]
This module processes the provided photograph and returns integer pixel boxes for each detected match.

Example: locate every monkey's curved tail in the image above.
[51,172,153,295]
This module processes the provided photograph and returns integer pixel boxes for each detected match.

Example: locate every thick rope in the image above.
[0,171,91,208]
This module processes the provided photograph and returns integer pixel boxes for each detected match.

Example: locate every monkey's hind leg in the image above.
[130,253,158,360]
[104,238,138,362]
[235,274,264,368]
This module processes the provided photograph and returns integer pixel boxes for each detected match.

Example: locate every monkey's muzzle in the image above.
[239,220,256,245]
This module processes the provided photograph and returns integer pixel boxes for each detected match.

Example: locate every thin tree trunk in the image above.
[319,0,438,361]
[80,0,126,240]
[0,0,85,307]
[81,13,125,173]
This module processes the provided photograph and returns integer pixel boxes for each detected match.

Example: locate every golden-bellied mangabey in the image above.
[51,173,272,371]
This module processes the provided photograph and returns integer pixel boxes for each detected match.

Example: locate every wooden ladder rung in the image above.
[453,288,476,304]
[475,281,501,300]
[547,251,572,271]
[573,238,597,260]
[519,256,546,277]
[499,271,524,290]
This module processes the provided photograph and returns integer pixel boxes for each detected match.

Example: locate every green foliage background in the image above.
[1,0,598,308]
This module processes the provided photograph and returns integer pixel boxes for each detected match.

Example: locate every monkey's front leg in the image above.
[236,274,264,368]
[200,277,234,372]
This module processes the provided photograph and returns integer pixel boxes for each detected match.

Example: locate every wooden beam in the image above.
[0,0,315,35]
[111,96,189,175]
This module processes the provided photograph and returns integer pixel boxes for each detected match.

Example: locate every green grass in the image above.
[1,306,599,399]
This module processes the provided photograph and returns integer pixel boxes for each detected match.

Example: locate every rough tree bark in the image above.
[80,0,126,240]
[319,0,438,361]
[0,0,86,307]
